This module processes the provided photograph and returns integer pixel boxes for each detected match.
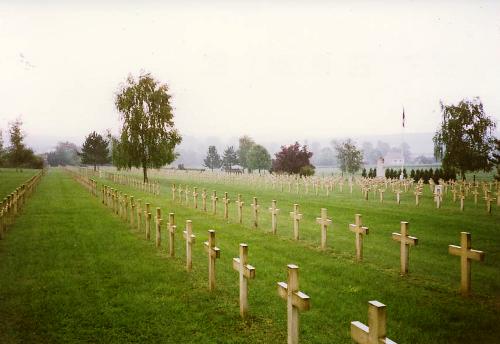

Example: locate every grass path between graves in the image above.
[93,171,500,343]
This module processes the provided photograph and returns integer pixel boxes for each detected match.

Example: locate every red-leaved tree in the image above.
[271,142,315,175]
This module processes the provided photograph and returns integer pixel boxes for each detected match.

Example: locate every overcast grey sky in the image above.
[1,1,499,150]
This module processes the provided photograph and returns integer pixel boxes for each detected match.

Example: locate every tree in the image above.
[271,142,315,175]
[4,119,43,170]
[222,146,239,171]
[247,144,271,173]
[493,138,500,181]
[0,130,4,167]
[7,119,27,170]
[433,98,496,179]
[114,72,182,182]
[81,131,111,171]
[335,139,363,175]
[47,142,80,167]
[237,135,255,172]
[203,145,221,171]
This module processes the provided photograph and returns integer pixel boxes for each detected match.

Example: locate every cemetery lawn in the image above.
[92,171,500,343]
[0,168,38,198]
[0,169,498,343]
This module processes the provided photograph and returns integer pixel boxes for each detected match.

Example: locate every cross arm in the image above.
[232,258,256,279]
[278,281,288,300]
[204,243,221,258]
[350,321,369,343]
[448,245,461,256]
[292,291,310,311]
[183,231,196,243]
[468,249,485,262]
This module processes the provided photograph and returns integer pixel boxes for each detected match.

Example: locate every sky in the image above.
[1,1,499,152]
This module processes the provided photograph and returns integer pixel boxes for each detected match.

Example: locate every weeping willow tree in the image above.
[114,72,182,182]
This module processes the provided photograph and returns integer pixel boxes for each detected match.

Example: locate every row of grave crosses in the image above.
[76,171,488,343]
[167,185,487,294]
[94,184,400,344]
[102,180,488,298]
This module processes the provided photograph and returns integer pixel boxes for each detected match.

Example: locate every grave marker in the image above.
[349,214,369,261]
[290,204,303,240]
[183,220,196,272]
[168,213,176,257]
[211,191,218,215]
[251,197,260,228]
[232,243,255,318]
[316,208,332,249]
[277,264,310,344]
[235,194,244,224]
[351,301,397,344]
[204,230,221,291]
[449,232,485,296]
[155,207,162,248]
[392,222,418,275]
[269,200,280,234]
[222,192,230,220]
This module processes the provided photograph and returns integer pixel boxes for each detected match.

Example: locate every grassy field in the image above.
[1,168,499,343]
[0,169,38,199]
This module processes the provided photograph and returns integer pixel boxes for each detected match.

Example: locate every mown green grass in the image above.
[0,168,38,198]
[1,169,499,343]
[89,170,500,343]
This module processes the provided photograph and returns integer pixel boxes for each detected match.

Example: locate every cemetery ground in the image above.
[0,169,38,199]
[1,169,499,343]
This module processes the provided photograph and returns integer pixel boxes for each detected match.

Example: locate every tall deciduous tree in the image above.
[335,139,363,175]
[0,130,4,167]
[237,135,255,172]
[81,131,111,171]
[247,144,271,173]
[222,146,239,171]
[433,98,496,179]
[203,145,221,171]
[114,72,182,182]
[271,142,315,175]
[492,138,500,181]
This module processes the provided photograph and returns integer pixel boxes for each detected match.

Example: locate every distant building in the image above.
[383,152,404,166]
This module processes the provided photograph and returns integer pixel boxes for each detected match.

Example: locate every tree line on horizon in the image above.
[2,73,498,182]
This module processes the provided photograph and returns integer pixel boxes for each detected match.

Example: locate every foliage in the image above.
[47,142,80,167]
[361,168,367,177]
[0,130,4,167]
[237,135,255,172]
[335,139,363,175]
[493,138,500,181]
[114,72,182,182]
[4,119,44,169]
[433,98,496,179]
[271,142,314,175]
[221,146,239,171]
[203,145,222,171]
[247,144,271,173]
[80,132,110,171]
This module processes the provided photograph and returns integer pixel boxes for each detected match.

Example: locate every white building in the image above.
[383,152,405,166]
